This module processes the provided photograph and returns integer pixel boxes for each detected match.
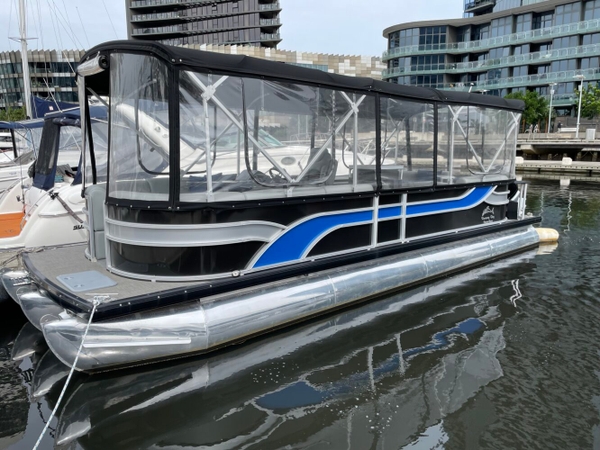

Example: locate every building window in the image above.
[397,28,420,48]
[513,66,528,77]
[530,42,552,53]
[490,16,513,38]
[389,32,400,49]
[471,24,489,41]
[551,59,578,72]
[553,35,579,49]
[456,26,470,43]
[532,11,553,30]
[554,2,581,26]
[515,13,532,33]
[582,32,600,45]
[581,56,599,69]
[489,46,510,59]
[584,0,600,20]
[418,26,446,50]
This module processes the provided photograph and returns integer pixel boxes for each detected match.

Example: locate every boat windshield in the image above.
[9,127,42,165]
[103,50,520,204]
[108,53,170,201]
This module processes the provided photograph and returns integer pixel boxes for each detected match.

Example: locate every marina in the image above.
[2,0,599,448]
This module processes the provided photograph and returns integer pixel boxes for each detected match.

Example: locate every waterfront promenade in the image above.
[516,159,600,181]
[516,131,600,180]
[517,132,600,159]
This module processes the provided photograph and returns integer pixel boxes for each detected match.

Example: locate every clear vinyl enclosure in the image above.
[104,53,519,204]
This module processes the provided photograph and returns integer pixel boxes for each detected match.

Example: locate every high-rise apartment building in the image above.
[383,0,600,115]
[0,49,84,111]
[126,0,282,48]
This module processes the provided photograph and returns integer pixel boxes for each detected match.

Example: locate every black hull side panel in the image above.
[22,217,540,322]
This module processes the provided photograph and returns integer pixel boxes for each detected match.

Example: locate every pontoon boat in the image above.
[2,41,541,372]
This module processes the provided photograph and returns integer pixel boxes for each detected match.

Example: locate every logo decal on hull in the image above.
[482,206,495,223]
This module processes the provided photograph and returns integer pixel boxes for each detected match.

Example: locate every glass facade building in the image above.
[126,0,282,48]
[0,49,84,111]
[383,0,600,115]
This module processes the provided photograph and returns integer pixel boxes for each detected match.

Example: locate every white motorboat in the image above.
[0,108,106,259]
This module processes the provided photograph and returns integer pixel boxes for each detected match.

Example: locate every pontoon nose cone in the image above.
[11,322,46,361]
[32,351,70,398]
[1,270,31,302]
[42,318,97,371]
[18,290,65,331]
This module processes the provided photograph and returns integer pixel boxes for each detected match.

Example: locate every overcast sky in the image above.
[0,0,462,56]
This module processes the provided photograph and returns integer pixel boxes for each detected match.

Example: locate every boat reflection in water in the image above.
[0,302,28,448]
[41,250,538,449]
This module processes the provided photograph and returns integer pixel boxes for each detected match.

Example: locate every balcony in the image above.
[131,11,184,22]
[130,0,225,9]
[132,24,186,36]
[260,18,281,27]
[440,67,600,92]
[383,18,600,60]
[382,42,600,79]
[260,33,281,41]
[464,0,495,15]
[219,33,281,46]
[259,2,281,11]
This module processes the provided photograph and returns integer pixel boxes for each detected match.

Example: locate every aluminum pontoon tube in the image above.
[41,226,539,372]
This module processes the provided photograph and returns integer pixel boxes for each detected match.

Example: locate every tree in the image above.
[579,83,600,119]
[0,107,26,122]
[504,91,549,129]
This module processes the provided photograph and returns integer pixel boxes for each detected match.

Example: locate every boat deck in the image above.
[22,217,541,321]
[25,245,207,307]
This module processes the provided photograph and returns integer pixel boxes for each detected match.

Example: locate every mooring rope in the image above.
[32,295,105,450]
[0,246,44,269]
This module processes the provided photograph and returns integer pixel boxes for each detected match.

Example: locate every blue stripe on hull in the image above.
[253,210,373,268]
[378,186,493,220]
[253,186,496,269]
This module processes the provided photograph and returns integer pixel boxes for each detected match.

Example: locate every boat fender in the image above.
[535,227,559,243]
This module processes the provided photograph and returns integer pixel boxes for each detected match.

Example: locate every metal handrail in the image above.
[382,42,600,78]
[383,17,600,60]
[441,67,600,91]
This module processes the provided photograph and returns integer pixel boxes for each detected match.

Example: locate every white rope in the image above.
[32,295,105,450]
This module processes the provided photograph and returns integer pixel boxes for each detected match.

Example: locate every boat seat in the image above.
[304,150,337,185]
[454,174,509,184]
[179,183,374,203]
[84,184,106,261]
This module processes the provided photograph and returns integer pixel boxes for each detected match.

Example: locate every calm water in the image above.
[2,179,600,450]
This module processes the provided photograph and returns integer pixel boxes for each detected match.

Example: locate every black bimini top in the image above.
[81,40,524,113]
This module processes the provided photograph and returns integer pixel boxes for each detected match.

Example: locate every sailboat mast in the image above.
[18,0,33,119]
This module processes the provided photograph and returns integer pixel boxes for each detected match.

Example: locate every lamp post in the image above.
[547,83,556,134]
[574,74,585,139]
